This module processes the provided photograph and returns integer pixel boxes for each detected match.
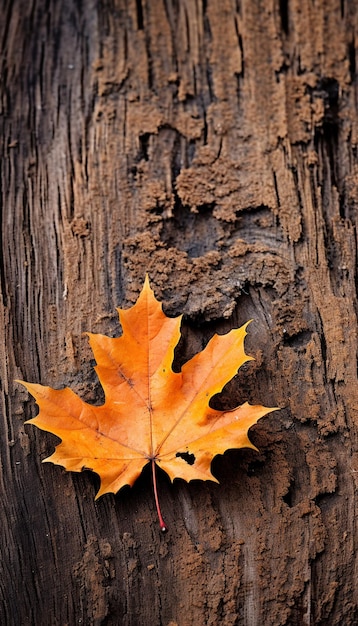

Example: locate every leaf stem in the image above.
[151,459,168,532]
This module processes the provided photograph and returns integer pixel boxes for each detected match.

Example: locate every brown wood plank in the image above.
[1,0,358,623]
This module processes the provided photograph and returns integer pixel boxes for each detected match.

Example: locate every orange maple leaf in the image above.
[18,276,277,530]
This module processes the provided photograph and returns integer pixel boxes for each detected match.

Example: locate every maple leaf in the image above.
[18,276,277,531]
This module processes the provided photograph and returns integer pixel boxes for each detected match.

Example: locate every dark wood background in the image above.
[1,0,358,624]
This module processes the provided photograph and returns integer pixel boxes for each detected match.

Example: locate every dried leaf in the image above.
[18,276,277,530]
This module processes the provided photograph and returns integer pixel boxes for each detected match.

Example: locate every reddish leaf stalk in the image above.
[151,459,168,532]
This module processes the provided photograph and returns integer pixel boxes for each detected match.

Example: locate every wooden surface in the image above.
[1,0,358,624]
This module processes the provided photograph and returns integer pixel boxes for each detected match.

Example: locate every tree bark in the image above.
[1,0,358,624]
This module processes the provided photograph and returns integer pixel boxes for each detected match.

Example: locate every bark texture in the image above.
[1,0,358,624]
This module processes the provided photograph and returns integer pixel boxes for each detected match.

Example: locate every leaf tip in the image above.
[244,319,254,327]
[14,378,26,388]
[143,273,155,299]
[142,273,154,296]
[41,455,54,464]
[15,379,37,401]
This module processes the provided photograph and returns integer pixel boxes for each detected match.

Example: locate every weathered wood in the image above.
[1,0,358,623]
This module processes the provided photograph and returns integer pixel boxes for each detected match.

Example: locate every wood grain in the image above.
[1,0,358,623]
